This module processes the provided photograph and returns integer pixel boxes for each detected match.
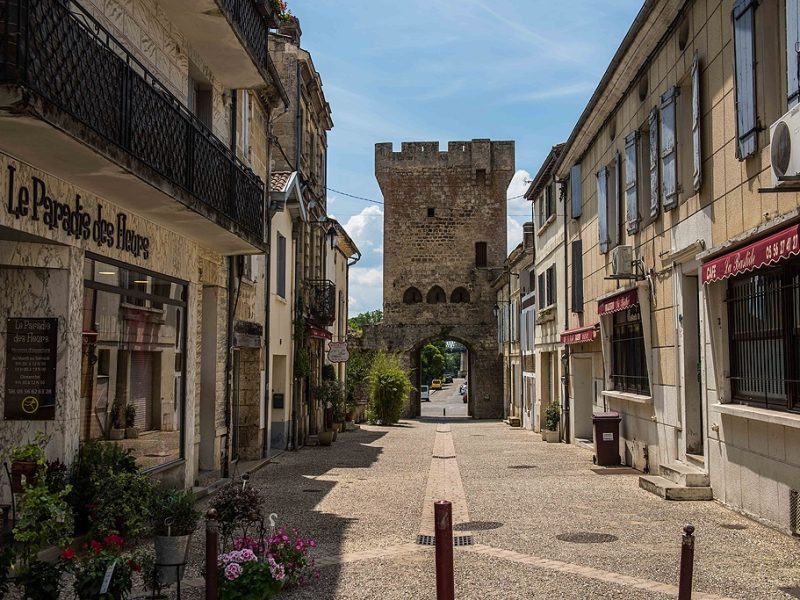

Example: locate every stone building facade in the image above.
[363,140,514,419]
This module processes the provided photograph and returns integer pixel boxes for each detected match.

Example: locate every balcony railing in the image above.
[0,0,264,241]
[217,0,277,82]
[305,279,336,326]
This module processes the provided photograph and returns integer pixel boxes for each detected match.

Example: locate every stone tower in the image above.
[363,139,515,419]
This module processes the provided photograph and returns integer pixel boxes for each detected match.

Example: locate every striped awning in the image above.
[597,289,638,316]
[560,324,599,345]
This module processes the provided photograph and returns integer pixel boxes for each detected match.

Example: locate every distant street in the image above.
[421,377,468,418]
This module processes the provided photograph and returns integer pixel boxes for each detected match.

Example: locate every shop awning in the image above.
[560,324,599,345]
[597,289,639,315]
[308,325,333,340]
[701,223,800,284]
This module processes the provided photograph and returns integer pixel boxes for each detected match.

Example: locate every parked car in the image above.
[431,379,442,390]
[420,385,430,401]
[444,374,453,383]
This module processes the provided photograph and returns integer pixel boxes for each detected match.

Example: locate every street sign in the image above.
[327,341,349,363]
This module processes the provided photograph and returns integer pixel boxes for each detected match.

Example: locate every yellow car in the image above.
[431,379,442,390]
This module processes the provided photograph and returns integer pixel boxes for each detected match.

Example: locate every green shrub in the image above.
[315,379,346,422]
[150,488,200,537]
[13,479,74,564]
[544,402,561,432]
[367,352,412,425]
[90,471,153,540]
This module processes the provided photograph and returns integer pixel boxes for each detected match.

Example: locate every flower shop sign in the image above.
[4,318,58,420]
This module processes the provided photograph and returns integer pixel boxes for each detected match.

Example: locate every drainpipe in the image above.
[262,109,273,459]
[289,222,302,450]
[561,175,571,444]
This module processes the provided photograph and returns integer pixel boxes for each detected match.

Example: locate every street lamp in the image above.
[493,300,513,421]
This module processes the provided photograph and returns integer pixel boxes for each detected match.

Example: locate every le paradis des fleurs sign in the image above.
[4,164,151,259]
[4,318,58,421]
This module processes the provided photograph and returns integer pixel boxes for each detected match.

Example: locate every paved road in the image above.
[421,377,468,418]
[183,419,800,599]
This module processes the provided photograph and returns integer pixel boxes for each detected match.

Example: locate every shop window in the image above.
[610,306,649,395]
[727,263,800,412]
[403,287,422,304]
[80,257,187,469]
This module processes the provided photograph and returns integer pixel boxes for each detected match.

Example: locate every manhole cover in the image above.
[302,488,323,493]
[454,521,503,531]
[556,532,618,544]
[719,523,748,530]
[508,465,537,469]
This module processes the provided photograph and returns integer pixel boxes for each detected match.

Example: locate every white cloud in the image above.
[507,169,532,224]
[348,267,383,314]
[341,206,385,312]
[349,267,383,286]
[343,205,384,248]
[507,217,523,254]
[505,82,596,104]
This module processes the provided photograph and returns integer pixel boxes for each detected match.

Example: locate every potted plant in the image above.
[61,535,145,600]
[15,559,63,600]
[210,481,264,544]
[124,404,139,439]
[109,401,125,440]
[542,401,561,443]
[10,432,48,492]
[90,471,153,541]
[150,488,200,585]
[13,477,74,565]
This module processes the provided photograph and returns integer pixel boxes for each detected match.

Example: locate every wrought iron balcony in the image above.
[305,279,336,327]
[216,0,276,78]
[0,0,265,246]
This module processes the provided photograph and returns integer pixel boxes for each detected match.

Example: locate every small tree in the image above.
[544,401,561,432]
[367,352,412,424]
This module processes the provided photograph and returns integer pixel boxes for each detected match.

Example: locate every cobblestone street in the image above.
[185,418,800,599]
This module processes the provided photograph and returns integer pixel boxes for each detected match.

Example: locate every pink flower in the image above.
[239,549,257,562]
[294,540,305,551]
[308,539,317,548]
[224,563,242,581]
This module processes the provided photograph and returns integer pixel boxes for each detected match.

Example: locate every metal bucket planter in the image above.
[154,534,191,586]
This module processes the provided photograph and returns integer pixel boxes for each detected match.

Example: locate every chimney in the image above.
[522,222,534,250]
[278,18,302,46]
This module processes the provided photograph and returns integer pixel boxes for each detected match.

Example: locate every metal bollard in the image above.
[205,508,219,600]
[678,524,695,600]
[434,500,455,600]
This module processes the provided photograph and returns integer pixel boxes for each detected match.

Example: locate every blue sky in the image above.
[296,0,642,314]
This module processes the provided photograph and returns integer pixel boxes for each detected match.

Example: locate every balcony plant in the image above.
[150,488,200,586]
[543,401,560,443]
[9,431,48,492]
[125,404,139,439]
[61,535,145,600]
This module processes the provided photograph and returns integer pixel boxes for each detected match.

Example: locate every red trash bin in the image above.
[592,412,621,466]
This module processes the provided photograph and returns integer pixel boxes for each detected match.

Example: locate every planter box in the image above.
[109,428,125,441]
[542,429,560,443]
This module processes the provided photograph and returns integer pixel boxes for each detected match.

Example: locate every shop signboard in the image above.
[4,317,58,420]
[327,341,350,363]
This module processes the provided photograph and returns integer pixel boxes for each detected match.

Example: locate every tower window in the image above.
[427,207,435,217]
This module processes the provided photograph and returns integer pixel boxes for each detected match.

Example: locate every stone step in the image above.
[659,462,709,487]
[639,475,713,501]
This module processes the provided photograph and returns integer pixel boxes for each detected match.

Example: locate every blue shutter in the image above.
[661,87,678,210]
[570,163,582,219]
[788,0,800,107]
[597,167,609,254]
[733,0,758,159]
[649,108,660,219]
[692,52,702,192]
[625,132,639,234]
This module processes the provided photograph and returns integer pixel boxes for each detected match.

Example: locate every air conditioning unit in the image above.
[610,245,633,278]
[770,103,800,187]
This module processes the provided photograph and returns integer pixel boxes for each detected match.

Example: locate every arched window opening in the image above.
[403,287,423,304]
[426,286,447,304]
[450,287,470,303]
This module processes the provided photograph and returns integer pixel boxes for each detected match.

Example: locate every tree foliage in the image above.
[348,310,383,336]
[420,343,446,385]
[367,352,411,424]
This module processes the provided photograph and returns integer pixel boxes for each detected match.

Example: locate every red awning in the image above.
[308,326,333,340]
[701,223,800,284]
[560,324,599,345]
[597,289,639,316]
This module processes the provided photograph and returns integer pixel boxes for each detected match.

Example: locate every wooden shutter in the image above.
[597,166,609,254]
[570,163,582,219]
[546,266,556,306]
[691,51,702,192]
[625,132,639,234]
[788,0,800,107]
[475,242,487,268]
[276,233,286,298]
[571,239,584,313]
[661,87,678,210]
[649,107,660,219]
[538,273,545,309]
[732,0,758,159]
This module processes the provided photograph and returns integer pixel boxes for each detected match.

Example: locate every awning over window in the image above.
[560,324,599,345]
[597,289,639,315]
[308,325,333,340]
[701,223,800,284]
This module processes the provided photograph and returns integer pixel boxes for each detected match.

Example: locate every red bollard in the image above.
[434,500,455,600]
[205,508,219,600]
[678,524,695,600]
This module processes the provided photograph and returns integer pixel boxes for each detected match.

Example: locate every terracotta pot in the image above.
[10,460,38,493]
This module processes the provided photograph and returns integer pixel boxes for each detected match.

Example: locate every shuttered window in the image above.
[788,0,800,107]
[625,132,639,234]
[545,184,555,220]
[691,51,702,192]
[538,273,545,310]
[660,87,678,210]
[475,241,488,268]
[732,0,758,159]
[648,108,660,219]
[610,153,622,249]
[571,239,584,313]
[570,163,582,219]
[597,166,609,254]
[546,265,556,307]
[276,233,287,299]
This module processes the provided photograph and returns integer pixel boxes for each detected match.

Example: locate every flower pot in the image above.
[543,429,560,443]
[10,460,38,493]
[125,427,140,439]
[318,431,334,446]
[154,534,191,586]
[109,428,125,441]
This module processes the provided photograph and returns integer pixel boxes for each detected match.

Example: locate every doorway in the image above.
[681,273,703,458]
[571,356,593,442]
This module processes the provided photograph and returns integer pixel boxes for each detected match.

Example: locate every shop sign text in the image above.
[4,318,58,421]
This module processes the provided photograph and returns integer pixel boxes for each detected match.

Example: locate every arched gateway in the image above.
[361,140,515,419]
